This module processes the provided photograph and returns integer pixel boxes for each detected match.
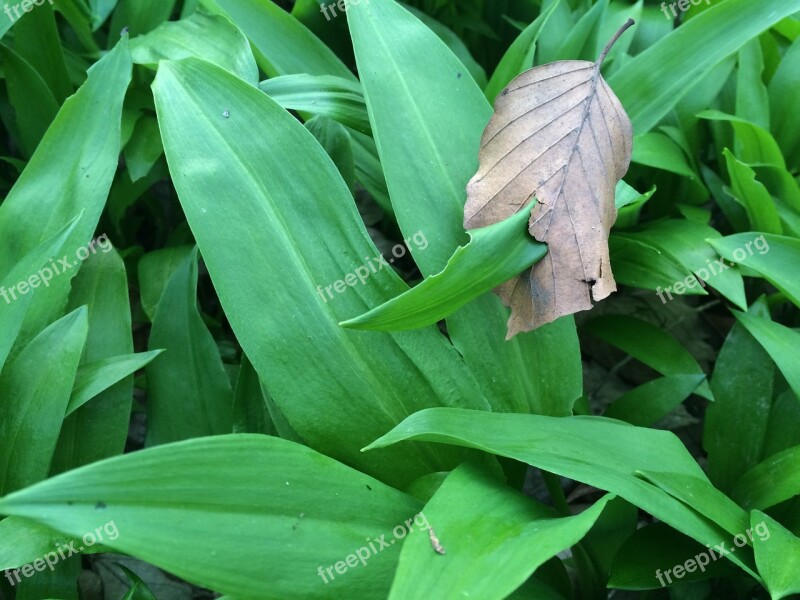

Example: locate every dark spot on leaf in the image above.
[95,501,106,510]
[457,72,462,79]
[366,484,372,491]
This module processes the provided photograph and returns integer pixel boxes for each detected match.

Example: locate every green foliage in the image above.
[0,0,798,598]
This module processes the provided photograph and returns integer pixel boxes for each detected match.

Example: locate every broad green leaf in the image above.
[734,311,800,402]
[146,247,233,446]
[632,132,697,179]
[259,74,370,134]
[768,35,800,170]
[108,0,176,37]
[340,201,546,332]
[306,115,356,192]
[0,435,423,600]
[546,0,607,63]
[89,0,119,29]
[615,219,746,309]
[401,3,487,89]
[604,374,705,427]
[152,57,490,486]
[723,150,782,235]
[608,0,800,133]
[0,37,131,344]
[736,39,769,130]
[751,511,800,600]
[483,0,561,104]
[0,217,79,373]
[609,234,694,294]
[232,354,275,435]
[583,315,711,400]
[698,111,787,170]
[0,43,59,157]
[201,0,355,80]
[0,517,67,570]
[52,247,135,472]
[349,127,393,215]
[123,116,163,182]
[130,11,259,84]
[609,523,734,589]
[704,318,775,492]
[13,1,72,102]
[0,308,88,496]
[348,0,582,416]
[709,233,800,310]
[365,408,758,578]
[67,351,164,416]
[137,245,194,321]
[732,445,800,510]
[389,462,612,600]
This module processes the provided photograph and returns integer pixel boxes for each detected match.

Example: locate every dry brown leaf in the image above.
[464,20,635,338]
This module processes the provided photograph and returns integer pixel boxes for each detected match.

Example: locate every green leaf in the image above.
[768,35,800,170]
[306,115,356,192]
[732,445,800,510]
[704,318,775,492]
[632,132,697,179]
[722,150,782,235]
[0,43,59,157]
[609,523,733,590]
[145,247,233,446]
[733,311,800,402]
[751,511,800,600]
[614,219,746,310]
[389,462,613,600]
[364,408,759,579]
[130,11,259,84]
[736,39,770,130]
[0,216,79,373]
[0,517,66,570]
[67,350,164,416]
[152,57,490,486]
[259,74,370,134]
[52,246,136,472]
[608,0,800,133]
[605,374,706,427]
[348,0,582,416]
[232,354,276,435]
[0,435,423,600]
[137,245,194,321]
[202,0,355,80]
[13,1,72,102]
[0,307,88,496]
[123,116,163,182]
[609,234,695,295]
[0,37,131,344]
[108,0,176,37]
[483,0,561,104]
[340,201,546,332]
[708,233,800,310]
[583,315,712,400]
[401,3,487,89]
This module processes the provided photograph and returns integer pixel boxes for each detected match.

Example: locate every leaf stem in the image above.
[597,18,635,66]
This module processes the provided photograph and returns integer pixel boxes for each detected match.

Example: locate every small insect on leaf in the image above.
[428,526,446,555]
